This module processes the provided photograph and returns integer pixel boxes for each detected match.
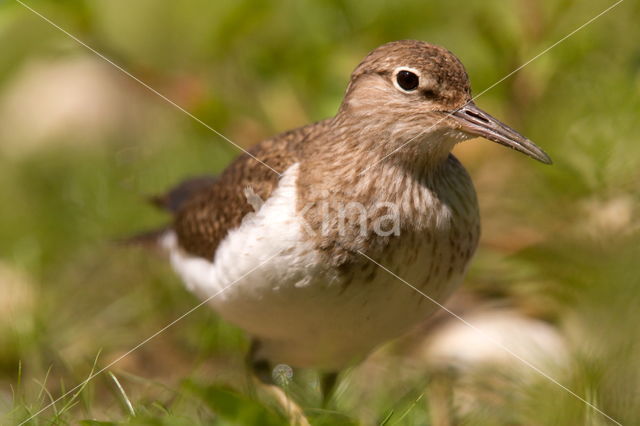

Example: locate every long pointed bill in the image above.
[452,102,552,164]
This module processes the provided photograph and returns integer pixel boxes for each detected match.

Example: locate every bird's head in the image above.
[340,40,551,165]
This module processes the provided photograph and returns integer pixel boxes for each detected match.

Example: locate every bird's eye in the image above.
[396,70,419,91]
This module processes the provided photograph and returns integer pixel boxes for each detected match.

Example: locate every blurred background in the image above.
[1,0,639,424]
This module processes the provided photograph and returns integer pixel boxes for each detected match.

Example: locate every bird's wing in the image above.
[172,120,328,260]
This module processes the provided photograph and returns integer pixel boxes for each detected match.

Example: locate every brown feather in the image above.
[173,120,330,259]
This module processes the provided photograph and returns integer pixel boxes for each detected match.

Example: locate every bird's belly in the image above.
[165,163,477,368]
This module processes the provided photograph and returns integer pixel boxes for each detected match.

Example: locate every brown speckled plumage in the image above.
[172,124,311,258]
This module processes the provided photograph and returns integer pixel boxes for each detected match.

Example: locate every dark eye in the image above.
[396,70,419,91]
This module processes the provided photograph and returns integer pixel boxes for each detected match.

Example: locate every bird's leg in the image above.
[247,339,273,384]
[320,371,339,407]
[247,339,310,426]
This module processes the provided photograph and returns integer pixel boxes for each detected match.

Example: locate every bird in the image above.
[138,39,551,407]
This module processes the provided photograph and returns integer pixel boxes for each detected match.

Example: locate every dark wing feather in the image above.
[121,176,217,249]
[150,175,218,213]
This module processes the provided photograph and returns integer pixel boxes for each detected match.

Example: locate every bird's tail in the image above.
[118,174,217,252]
[118,227,168,247]
[115,227,171,257]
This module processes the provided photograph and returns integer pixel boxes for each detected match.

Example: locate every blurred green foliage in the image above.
[0,0,639,424]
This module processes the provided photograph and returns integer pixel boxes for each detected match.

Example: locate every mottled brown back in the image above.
[172,120,330,259]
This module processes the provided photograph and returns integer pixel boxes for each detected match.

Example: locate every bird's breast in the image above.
[164,159,480,368]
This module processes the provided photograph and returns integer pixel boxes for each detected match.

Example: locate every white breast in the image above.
[163,163,477,369]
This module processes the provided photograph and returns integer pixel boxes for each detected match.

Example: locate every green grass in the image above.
[1,0,640,424]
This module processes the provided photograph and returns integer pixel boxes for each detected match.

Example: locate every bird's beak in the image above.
[452,102,552,164]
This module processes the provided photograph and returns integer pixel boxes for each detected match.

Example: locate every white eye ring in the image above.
[393,67,421,92]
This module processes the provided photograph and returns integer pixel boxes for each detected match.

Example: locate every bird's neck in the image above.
[297,112,468,211]
[315,111,462,174]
